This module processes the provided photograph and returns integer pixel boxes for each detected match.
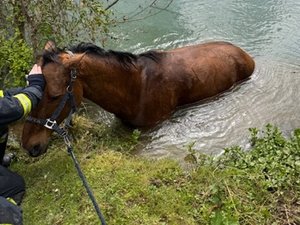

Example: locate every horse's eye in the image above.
[50,96,60,100]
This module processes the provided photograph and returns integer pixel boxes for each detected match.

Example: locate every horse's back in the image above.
[141,41,254,104]
[163,41,255,104]
[135,41,255,126]
[168,41,254,78]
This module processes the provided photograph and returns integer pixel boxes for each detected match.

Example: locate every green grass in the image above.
[8,117,300,225]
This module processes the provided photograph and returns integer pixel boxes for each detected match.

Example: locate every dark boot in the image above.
[2,152,16,167]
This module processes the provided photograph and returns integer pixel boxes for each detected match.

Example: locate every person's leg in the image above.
[0,196,23,225]
[0,165,25,205]
[0,127,16,167]
[0,127,8,165]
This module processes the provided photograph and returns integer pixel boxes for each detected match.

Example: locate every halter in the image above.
[26,68,77,144]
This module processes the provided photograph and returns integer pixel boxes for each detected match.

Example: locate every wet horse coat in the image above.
[22,41,255,156]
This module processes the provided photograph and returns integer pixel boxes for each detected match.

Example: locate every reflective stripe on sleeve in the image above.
[13,93,32,116]
[0,90,3,97]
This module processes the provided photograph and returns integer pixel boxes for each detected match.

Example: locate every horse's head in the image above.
[22,41,84,157]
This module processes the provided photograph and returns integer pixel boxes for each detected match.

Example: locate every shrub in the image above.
[0,30,33,88]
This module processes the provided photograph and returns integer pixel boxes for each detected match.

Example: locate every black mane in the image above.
[42,49,62,66]
[42,42,161,68]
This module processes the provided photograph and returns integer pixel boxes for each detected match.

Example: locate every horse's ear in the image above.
[44,40,57,52]
[64,53,85,69]
[36,40,57,66]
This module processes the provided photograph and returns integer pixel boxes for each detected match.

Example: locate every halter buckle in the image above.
[44,118,57,130]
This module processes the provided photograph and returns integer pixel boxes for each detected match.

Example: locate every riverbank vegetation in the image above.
[9,116,300,225]
[0,0,175,88]
[0,0,112,88]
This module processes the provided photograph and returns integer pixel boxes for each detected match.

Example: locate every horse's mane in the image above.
[137,50,160,63]
[42,42,162,68]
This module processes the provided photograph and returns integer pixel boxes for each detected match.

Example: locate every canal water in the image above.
[92,0,300,160]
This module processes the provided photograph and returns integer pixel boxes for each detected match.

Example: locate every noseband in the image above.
[26,68,77,140]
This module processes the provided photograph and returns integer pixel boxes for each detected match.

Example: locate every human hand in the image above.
[26,64,45,90]
[28,64,42,75]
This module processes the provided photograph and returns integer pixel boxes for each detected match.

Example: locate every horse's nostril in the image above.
[29,145,41,157]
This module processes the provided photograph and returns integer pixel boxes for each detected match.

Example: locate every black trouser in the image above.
[0,126,8,165]
[0,126,25,205]
[0,165,25,205]
[0,196,23,225]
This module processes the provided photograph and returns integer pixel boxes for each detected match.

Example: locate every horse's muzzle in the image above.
[28,144,47,157]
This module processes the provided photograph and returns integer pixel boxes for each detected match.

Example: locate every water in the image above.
[91,0,300,160]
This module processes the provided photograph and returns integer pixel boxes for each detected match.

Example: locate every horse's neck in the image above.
[80,57,141,119]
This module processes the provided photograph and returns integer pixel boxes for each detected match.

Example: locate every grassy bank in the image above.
[9,116,300,225]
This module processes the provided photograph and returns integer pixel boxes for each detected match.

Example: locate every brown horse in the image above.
[22,41,255,157]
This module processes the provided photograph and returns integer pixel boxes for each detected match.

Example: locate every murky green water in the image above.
[93,0,300,160]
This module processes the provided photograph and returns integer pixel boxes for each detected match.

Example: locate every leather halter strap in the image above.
[26,61,77,138]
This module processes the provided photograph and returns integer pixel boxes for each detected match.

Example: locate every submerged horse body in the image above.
[22,41,255,156]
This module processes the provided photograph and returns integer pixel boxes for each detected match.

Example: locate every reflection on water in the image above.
[93,0,300,161]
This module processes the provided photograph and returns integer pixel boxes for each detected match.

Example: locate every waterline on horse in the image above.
[22,40,255,157]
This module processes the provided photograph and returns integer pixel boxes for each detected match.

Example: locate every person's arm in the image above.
[0,64,45,127]
[1,87,23,97]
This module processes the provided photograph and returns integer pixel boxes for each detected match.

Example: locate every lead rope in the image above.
[56,73,107,224]
[58,71,107,225]
[62,133,107,225]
